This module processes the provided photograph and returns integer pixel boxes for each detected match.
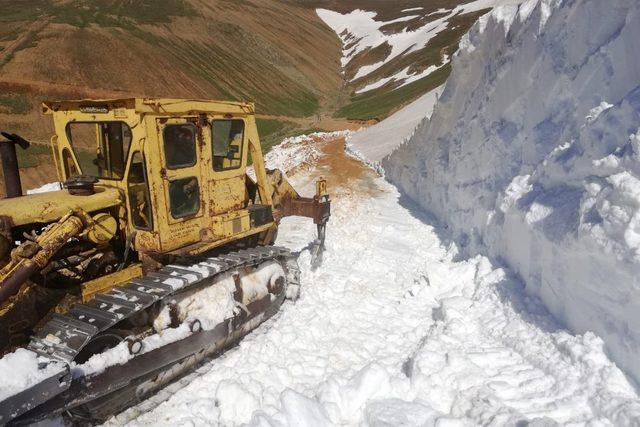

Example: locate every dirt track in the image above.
[310,136,380,197]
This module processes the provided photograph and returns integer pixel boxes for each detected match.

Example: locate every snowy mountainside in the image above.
[316,0,522,119]
[384,0,640,384]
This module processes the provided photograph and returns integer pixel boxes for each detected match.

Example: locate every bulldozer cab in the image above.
[43,99,275,255]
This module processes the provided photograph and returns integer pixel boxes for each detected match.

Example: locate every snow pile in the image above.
[0,349,64,401]
[384,0,640,383]
[26,181,62,194]
[316,0,522,93]
[237,260,285,305]
[347,85,443,165]
[74,324,193,378]
[152,271,238,332]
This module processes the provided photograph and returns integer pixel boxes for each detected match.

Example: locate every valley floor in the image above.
[109,137,640,426]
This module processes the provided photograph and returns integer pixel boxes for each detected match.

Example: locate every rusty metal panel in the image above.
[283,196,331,225]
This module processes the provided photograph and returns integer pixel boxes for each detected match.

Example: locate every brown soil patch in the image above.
[313,137,380,197]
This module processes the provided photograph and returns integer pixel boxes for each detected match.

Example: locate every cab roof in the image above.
[42,98,255,116]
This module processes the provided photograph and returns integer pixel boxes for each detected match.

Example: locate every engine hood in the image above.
[0,186,123,226]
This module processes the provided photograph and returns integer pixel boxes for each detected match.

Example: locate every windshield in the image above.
[66,122,132,179]
[211,119,244,171]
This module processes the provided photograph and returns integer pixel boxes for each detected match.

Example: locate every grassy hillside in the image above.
[0,0,343,142]
[336,64,452,119]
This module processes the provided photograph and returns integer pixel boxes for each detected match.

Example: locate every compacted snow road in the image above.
[110,136,640,426]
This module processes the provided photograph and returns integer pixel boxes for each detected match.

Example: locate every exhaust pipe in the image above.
[0,132,30,198]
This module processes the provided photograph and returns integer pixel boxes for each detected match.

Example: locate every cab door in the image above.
[157,117,205,251]
[206,118,250,237]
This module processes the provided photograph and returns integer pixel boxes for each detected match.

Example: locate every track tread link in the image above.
[27,246,297,363]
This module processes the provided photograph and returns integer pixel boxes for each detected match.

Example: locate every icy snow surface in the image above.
[109,135,640,426]
[347,85,443,165]
[384,0,640,384]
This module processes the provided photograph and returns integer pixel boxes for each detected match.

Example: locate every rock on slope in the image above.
[384,0,640,384]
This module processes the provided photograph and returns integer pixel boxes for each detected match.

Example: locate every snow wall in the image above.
[383,0,640,384]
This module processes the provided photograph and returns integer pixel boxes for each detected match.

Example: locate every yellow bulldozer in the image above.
[0,98,329,424]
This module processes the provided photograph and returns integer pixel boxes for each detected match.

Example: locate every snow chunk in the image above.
[586,101,614,124]
[0,349,63,401]
[26,182,62,194]
[216,380,262,424]
[500,174,532,212]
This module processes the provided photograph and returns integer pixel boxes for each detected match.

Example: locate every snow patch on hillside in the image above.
[384,0,640,384]
[316,0,522,93]
[355,57,448,95]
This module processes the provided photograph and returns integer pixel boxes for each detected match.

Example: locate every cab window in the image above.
[163,124,196,169]
[66,122,132,179]
[211,120,244,171]
[169,177,200,218]
[127,151,153,230]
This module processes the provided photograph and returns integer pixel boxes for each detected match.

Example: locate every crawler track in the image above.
[2,246,300,425]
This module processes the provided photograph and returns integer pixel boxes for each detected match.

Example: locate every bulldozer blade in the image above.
[309,223,327,270]
[310,240,324,271]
